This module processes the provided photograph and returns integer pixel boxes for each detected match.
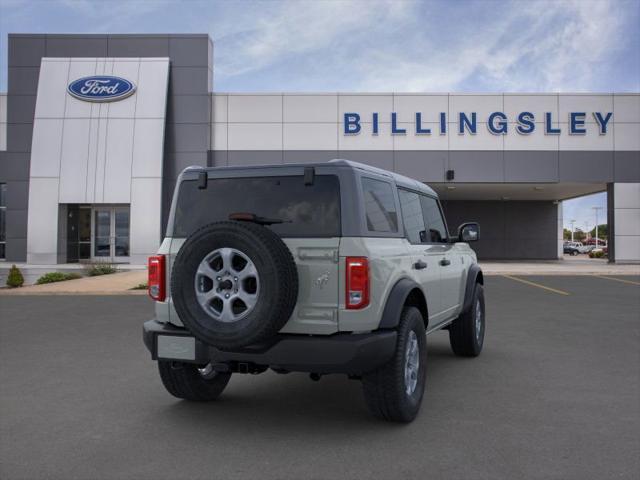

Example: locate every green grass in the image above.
[131,282,148,290]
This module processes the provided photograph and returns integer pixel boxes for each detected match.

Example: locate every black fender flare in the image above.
[461,264,484,314]
[378,278,426,330]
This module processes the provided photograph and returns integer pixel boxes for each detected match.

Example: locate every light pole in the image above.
[584,221,591,242]
[570,219,576,242]
[592,206,603,247]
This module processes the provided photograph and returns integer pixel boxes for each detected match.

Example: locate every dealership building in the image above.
[0,33,638,265]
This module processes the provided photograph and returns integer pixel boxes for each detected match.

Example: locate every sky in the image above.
[1,0,638,227]
[563,191,607,233]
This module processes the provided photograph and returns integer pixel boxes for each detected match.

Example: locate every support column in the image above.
[608,183,640,263]
[557,201,564,259]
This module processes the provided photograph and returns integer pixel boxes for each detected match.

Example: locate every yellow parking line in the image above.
[501,275,571,296]
[593,275,640,286]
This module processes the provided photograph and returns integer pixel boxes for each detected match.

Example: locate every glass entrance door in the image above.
[92,206,130,262]
[113,207,130,260]
[66,205,92,262]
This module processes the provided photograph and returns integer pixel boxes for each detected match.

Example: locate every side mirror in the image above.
[458,222,480,242]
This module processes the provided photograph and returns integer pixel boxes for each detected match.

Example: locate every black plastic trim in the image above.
[378,278,423,329]
[461,264,483,313]
[143,319,397,375]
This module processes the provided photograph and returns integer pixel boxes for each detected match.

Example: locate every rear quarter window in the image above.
[361,177,398,233]
[172,175,341,238]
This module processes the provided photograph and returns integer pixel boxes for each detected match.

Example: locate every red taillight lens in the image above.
[345,257,369,309]
[148,255,166,301]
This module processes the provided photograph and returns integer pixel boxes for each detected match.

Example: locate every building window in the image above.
[0,183,6,259]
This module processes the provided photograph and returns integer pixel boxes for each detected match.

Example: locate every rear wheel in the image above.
[449,283,485,357]
[362,306,427,422]
[158,361,231,401]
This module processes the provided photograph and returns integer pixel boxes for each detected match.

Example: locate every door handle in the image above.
[413,260,427,270]
[440,258,451,267]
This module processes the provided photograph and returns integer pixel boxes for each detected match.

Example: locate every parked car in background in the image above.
[564,241,589,255]
[584,238,607,246]
[564,244,580,256]
[577,244,593,254]
[563,241,597,254]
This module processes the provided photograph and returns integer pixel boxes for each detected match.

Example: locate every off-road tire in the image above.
[158,361,231,401]
[449,283,485,357]
[171,221,299,350]
[362,306,427,423]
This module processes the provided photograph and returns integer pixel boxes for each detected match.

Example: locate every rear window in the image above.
[172,175,341,237]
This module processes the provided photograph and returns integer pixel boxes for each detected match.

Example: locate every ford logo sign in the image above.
[67,76,136,102]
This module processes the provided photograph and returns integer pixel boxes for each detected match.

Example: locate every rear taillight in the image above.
[148,255,166,301]
[345,257,369,309]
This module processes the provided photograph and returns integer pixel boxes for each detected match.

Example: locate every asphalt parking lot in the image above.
[1,275,639,480]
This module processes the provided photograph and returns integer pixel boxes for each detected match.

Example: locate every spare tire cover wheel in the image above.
[195,247,260,323]
[171,221,299,349]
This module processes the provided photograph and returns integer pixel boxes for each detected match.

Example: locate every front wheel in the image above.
[449,283,485,357]
[158,361,231,401]
[362,306,427,422]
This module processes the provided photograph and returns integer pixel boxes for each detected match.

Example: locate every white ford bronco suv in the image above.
[143,160,484,422]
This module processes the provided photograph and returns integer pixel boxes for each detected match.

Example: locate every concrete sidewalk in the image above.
[480,257,640,276]
[1,256,638,295]
[0,270,147,295]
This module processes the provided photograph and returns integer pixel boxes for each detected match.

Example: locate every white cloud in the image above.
[212,0,636,92]
[213,0,412,79]
[0,0,635,92]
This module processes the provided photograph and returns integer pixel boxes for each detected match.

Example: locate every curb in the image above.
[0,290,148,296]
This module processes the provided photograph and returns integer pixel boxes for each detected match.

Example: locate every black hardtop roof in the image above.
[184,159,437,197]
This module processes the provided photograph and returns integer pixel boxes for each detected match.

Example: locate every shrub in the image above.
[85,262,118,276]
[36,272,82,285]
[131,282,148,290]
[6,265,25,288]
[589,250,606,259]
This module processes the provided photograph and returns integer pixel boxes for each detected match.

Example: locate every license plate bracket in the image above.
[157,335,196,361]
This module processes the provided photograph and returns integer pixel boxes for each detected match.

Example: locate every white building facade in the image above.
[0,34,638,264]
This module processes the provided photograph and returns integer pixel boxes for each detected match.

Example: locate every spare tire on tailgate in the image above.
[171,221,299,350]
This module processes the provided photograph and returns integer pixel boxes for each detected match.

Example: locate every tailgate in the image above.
[279,238,340,334]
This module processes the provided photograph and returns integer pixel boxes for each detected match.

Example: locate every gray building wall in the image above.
[0,33,212,262]
[213,150,640,184]
[210,148,628,260]
[441,200,559,260]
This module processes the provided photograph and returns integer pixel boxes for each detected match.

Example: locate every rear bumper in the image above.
[143,319,397,375]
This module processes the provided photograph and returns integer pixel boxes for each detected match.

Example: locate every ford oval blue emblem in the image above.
[67,76,136,102]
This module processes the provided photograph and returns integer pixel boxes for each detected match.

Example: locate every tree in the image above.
[589,224,607,239]
[563,228,572,240]
[572,228,586,242]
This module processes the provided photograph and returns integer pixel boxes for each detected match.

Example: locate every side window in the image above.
[398,189,427,244]
[361,177,398,233]
[420,195,448,243]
